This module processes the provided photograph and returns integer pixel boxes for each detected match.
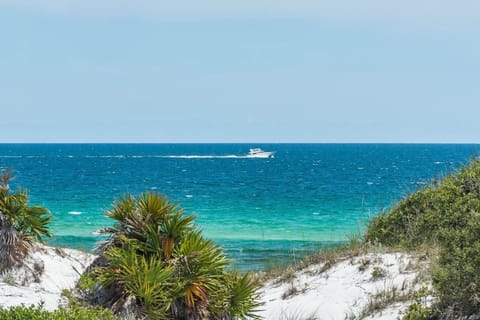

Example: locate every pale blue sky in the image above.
[1,1,479,142]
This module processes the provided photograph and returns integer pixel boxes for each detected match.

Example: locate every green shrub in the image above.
[365,159,480,247]
[92,192,261,319]
[431,213,480,316]
[76,272,96,293]
[402,301,436,320]
[402,287,437,320]
[0,303,113,320]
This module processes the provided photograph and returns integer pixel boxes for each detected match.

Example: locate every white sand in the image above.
[258,252,427,320]
[0,245,427,319]
[0,244,95,311]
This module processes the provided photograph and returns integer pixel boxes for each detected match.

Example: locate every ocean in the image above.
[0,143,478,270]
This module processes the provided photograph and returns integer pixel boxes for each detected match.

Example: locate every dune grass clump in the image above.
[88,192,260,320]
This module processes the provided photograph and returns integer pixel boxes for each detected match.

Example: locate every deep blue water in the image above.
[0,144,478,270]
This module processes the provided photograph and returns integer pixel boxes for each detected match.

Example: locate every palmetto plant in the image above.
[0,170,52,273]
[93,192,260,320]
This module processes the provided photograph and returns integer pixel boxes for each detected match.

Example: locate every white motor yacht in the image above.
[247,148,275,158]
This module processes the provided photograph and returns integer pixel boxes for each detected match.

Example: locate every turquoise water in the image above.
[0,144,478,269]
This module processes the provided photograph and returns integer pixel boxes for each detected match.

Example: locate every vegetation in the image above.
[431,214,480,316]
[402,287,437,320]
[0,303,113,320]
[259,232,373,284]
[370,266,387,280]
[365,159,480,247]
[355,286,411,319]
[87,192,260,320]
[365,159,480,318]
[0,170,51,273]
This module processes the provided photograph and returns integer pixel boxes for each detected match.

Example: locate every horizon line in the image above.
[0,141,479,145]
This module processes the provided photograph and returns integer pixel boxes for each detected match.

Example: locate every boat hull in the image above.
[246,152,275,158]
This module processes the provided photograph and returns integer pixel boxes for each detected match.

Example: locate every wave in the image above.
[67,211,83,215]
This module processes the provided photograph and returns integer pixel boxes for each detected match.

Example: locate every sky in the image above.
[1,1,479,143]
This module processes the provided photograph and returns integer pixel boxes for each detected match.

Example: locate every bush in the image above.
[90,192,261,320]
[402,287,437,320]
[0,304,113,320]
[365,159,480,247]
[403,301,437,320]
[432,214,480,316]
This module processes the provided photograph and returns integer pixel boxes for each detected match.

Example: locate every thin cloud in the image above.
[2,0,480,29]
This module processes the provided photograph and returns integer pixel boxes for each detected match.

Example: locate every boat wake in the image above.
[159,149,276,159]
[160,155,254,159]
[0,149,275,159]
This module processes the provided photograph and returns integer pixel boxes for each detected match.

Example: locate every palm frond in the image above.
[92,191,261,319]
[97,242,178,319]
[106,194,136,221]
[225,270,262,319]
[0,170,51,273]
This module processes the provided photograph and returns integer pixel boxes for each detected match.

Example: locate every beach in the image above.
[0,243,431,319]
[0,244,95,311]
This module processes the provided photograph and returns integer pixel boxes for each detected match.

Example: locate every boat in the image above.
[247,148,275,158]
